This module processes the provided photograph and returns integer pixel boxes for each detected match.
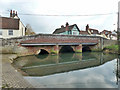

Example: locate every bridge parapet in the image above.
[2,34,101,46]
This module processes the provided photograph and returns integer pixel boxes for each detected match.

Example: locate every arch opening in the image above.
[38,49,49,55]
[59,45,75,53]
[82,46,91,52]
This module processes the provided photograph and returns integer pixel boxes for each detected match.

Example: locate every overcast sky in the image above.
[0,0,120,34]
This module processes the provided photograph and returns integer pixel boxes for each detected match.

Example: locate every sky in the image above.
[0,0,120,34]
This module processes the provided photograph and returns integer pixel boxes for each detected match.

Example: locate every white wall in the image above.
[71,26,79,35]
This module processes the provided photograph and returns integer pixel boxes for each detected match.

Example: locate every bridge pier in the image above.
[73,44,82,53]
[50,45,59,54]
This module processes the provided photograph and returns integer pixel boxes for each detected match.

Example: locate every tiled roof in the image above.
[89,28,99,34]
[53,24,80,34]
[0,17,19,30]
[101,30,112,35]
[80,31,89,35]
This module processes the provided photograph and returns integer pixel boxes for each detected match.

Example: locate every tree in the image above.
[25,24,36,35]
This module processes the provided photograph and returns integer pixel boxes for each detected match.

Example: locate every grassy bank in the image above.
[103,45,119,54]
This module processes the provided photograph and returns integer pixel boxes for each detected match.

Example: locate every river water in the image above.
[13,52,119,88]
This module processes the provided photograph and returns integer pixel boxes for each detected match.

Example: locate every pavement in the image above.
[2,54,34,88]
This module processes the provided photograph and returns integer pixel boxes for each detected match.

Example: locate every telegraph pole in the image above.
[118,2,120,54]
[117,1,120,90]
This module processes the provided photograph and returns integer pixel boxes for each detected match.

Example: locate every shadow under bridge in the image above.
[21,42,97,54]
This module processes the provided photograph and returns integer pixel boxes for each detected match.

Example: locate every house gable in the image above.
[71,25,80,35]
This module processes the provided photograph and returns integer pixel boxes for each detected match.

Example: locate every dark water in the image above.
[13,52,119,88]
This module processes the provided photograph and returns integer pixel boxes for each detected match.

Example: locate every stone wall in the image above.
[103,39,117,48]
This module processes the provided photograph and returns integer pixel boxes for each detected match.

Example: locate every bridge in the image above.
[2,34,117,56]
[19,34,102,55]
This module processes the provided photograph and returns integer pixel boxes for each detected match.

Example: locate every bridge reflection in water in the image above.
[13,52,117,77]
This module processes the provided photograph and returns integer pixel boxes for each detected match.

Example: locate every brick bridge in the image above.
[19,34,103,55]
[2,34,117,56]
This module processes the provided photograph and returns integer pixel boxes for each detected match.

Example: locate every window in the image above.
[0,30,2,35]
[91,30,93,33]
[105,32,108,34]
[9,30,13,35]
[68,30,72,35]
[73,31,77,35]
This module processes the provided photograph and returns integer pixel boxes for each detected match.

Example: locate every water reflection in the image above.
[13,52,119,88]
[13,52,117,77]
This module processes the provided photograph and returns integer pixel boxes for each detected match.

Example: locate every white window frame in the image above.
[8,30,13,35]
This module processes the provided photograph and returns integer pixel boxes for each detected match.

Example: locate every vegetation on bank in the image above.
[103,45,119,54]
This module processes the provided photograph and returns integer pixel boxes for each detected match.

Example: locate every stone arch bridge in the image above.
[2,34,116,56]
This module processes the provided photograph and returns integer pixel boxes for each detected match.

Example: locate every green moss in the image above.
[104,45,119,51]
[75,50,82,53]
[50,49,59,54]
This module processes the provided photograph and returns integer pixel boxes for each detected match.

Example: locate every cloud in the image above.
[0,0,119,33]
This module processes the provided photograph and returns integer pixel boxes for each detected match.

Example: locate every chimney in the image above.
[61,25,64,28]
[65,22,69,31]
[10,10,12,17]
[15,11,18,16]
[13,10,15,17]
[86,24,89,31]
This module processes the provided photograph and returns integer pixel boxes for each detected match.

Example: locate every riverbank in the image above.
[103,45,119,54]
[2,54,34,88]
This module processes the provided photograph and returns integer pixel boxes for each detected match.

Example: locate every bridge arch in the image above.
[59,45,75,53]
[36,49,49,55]
[82,46,91,52]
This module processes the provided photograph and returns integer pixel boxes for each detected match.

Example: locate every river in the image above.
[13,52,119,88]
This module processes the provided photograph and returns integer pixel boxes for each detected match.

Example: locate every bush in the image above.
[105,45,119,51]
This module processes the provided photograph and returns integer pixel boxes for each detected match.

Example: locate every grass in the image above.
[104,45,119,52]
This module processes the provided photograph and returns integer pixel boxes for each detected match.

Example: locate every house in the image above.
[0,10,26,38]
[86,24,100,36]
[111,30,117,40]
[53,22,80,35]
[111,33,117,40]
[100,30,117,40]
[100,30,112,39]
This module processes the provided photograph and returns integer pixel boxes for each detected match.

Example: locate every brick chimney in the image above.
[15,11,18,16]
[65,22,69,31]
[86,24,89,31]
[13,10,15,17]
[10,10,12,17]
